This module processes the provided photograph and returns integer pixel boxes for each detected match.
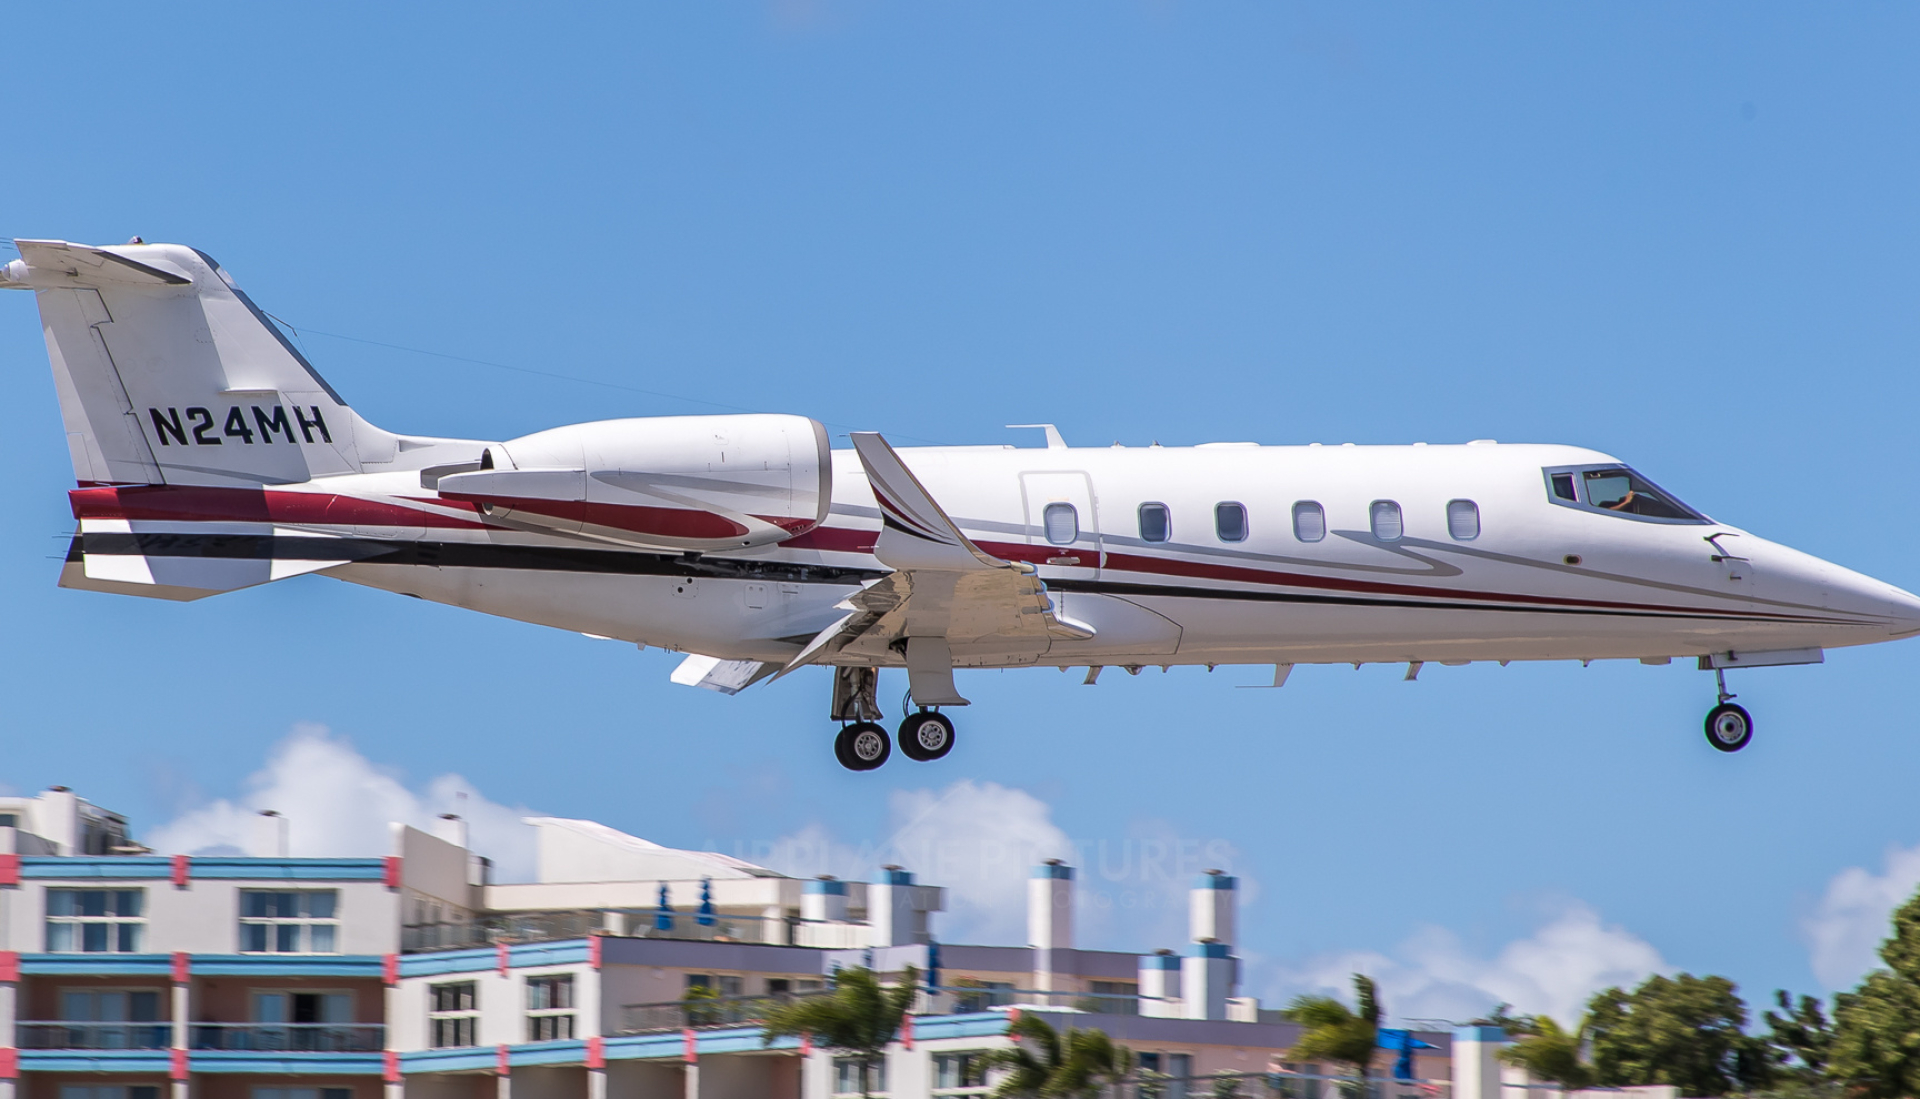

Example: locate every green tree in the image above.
[761,965,918,1098]
[985,1012,1133,1098]
[1831,888,1920,1098]
[1764,990,1834,1082]
[1282,974,1380,1096]
[1498,1015,1593,1090]
[1585,973,1769,1097]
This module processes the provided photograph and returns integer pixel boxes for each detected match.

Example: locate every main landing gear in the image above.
[1704,666,1754,753]
[829,667,958,771]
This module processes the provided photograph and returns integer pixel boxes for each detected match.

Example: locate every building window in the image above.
[46,889,144,953]
[239,890,339,954]
[1215,502,1248,543]
[54,989,168,1049]
[527,975,575,1041]
[0,813,17,828]
[429,981,478,1048]
[253,991,353,1025]
[1369,500,1403,542]
[933,1051,989,1094]
[834,1057,887,1096]
[686,974,743,997]
[1043,502,1078,546]
[251,1089,351,1099]
[951,981,1015,1013]
[61,1088,160,1099]
[1138,502,1170,543]
[1447,499,1480,541]
[1291,501,1326,543]
[1086,980,1139,1015]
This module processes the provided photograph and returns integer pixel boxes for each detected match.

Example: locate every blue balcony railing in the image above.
[190,1023,384,1052]
[17,1022,172,1050]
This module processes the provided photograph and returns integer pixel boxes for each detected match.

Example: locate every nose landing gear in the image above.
[1704,667,1754,753]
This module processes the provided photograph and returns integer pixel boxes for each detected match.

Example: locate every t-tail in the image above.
[1,239,401,487]
[3,239,479,601]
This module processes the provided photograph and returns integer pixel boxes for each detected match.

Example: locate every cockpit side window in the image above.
[1543,465,1707,524]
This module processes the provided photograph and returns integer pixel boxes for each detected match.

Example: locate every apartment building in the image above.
[0,788,1472,1099]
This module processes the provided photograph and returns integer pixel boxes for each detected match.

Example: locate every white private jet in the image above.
[9,239,1918,769]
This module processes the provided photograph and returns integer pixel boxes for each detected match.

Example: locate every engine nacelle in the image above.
[435,414,831,551]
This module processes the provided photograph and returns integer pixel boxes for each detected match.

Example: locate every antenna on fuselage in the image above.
[1007,424,1067,449]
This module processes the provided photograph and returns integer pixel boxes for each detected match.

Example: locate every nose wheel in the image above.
[1704,667,1754,752]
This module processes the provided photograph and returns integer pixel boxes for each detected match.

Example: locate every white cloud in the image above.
[144,724,538,881]
[753,780,1075,944]
[1804,843,1920,990]
[748,780,1249,949]
[1262,902,1667,1027]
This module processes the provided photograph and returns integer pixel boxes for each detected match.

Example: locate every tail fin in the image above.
[2,239,395,486]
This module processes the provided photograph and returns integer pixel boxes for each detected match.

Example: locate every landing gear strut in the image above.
[830,667,890,771]
[1704,667,1754,753]
[828,667,961,770]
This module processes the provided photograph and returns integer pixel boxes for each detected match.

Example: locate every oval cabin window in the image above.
[1043,502,1079,546]
[1292,501,1325,543]
[1447,499,1480,540]
[1138,503,1170,543]
[1215,502,1248,543]
[1370,500,1403,541]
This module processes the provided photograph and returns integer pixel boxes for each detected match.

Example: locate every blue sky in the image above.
[4,3,1919,1022]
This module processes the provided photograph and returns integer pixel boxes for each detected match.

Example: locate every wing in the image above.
[777,433,1092,704]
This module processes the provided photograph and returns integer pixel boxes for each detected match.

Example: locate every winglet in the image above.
[850,433,1010,572]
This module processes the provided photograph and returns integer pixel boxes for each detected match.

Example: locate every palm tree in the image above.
[1283,974,1381,1098]
[1498,1015,1594,1090]
[761,965,918,1098]
[987,1012,1134,1098]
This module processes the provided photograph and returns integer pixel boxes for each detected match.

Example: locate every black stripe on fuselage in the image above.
[76,531,1853,626]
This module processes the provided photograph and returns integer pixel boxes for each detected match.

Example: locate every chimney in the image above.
[1138,948,1183,1018]
[432,813,469,849]
[802,876,850,923]
[868,866,919,946]
[36,786,79,855]
[1029,859,1074,994]
[251,810,290,858]
[1190,869,1237,946]
[1181,940,1234,1020]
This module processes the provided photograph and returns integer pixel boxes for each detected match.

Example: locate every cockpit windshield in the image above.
[1544,465,1707,523]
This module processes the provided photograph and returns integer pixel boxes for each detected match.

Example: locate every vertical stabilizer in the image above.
[2,240,395,486]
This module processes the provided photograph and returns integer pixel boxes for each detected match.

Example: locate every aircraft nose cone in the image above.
[1879,585,1920,637]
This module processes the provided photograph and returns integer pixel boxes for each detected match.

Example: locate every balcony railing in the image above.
[190,1023,385,1052]
[620,989,834,1034]
[403,910,847,953]
[17,1022,172,1050]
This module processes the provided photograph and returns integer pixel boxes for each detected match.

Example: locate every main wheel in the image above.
[1705,703,1754,753]
[834,722,892,771]
[898,711,956,762]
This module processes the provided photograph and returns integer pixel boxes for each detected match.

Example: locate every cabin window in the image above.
[1138,503,1170,543]
[1043,503,1078,546]
[1215,502,1248,543]
[1370,500,1403,542]
[1447,499,1480,540]
[1292,501,1325,543]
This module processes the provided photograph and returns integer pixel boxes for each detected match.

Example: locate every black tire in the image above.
[834,722,892,771]
[1705,703,1754,753]
[898,712,956,762]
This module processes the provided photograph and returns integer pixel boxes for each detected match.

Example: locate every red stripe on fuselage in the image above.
[69,485,491,529]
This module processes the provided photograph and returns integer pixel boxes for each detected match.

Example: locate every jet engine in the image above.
[434,414,831,551]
